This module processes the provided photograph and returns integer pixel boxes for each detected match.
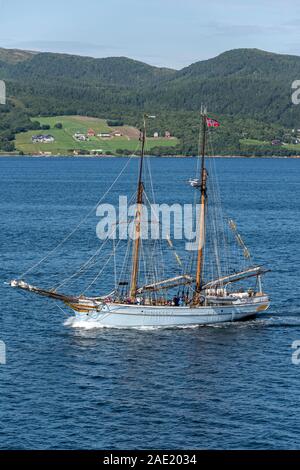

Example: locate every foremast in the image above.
[194,109,208,304]
[129,114,152,299]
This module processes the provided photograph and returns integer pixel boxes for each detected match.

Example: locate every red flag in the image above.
[206,117,220,128]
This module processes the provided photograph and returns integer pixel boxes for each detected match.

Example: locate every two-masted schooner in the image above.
[9,110,270,327]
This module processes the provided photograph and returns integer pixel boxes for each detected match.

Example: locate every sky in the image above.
[1,0,300,69]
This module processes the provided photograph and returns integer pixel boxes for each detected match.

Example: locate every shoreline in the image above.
[1,153,300,159]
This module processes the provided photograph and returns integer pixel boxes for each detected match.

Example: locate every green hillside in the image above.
[0,47,36,64]
[15,116,179,155]
[1,47,300,155]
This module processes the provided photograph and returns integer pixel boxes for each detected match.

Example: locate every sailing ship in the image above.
[9,110,270,327]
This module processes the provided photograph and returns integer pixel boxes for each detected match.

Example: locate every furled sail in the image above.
[202,266,269,290]
[137,275,194,293]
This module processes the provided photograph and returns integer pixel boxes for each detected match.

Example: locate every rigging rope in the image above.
[17,147,140,280]
[53,190,137,291]
[80,233,125,295]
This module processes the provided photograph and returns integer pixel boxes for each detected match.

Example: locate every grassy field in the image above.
[15,116,179,155]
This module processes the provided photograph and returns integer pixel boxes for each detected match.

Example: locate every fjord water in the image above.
[1,156,300,450]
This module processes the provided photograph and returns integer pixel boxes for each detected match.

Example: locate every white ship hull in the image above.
[70,296,270,328]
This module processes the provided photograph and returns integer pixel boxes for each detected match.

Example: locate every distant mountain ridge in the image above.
[1,46,300,154]
[0,48,175,86]
[0,47,37,64]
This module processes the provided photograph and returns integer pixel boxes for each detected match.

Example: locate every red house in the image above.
[87,128,96,137]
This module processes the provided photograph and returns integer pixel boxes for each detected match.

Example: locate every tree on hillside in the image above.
[107,119,124,126]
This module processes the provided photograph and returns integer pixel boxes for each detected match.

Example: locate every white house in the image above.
[98,133,112,138]
[32,134,55,143]
[74,133,87,141]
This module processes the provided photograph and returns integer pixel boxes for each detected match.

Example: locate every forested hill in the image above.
[1,46,300,155]
[148,48,300,124]
[0,48,175,87]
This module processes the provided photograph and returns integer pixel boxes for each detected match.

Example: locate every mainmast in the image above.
[129,114,153,299]
[194,108,208,303]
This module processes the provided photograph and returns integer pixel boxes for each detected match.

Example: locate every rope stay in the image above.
[17,146,140,280]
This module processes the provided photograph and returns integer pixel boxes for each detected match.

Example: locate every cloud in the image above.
[201,21,297,38]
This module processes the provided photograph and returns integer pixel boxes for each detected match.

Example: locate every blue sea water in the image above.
[0,156,300,450]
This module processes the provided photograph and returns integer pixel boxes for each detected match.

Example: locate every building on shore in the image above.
[32,134,55,143]
[98,133,112,138]
[74,133,87,141]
